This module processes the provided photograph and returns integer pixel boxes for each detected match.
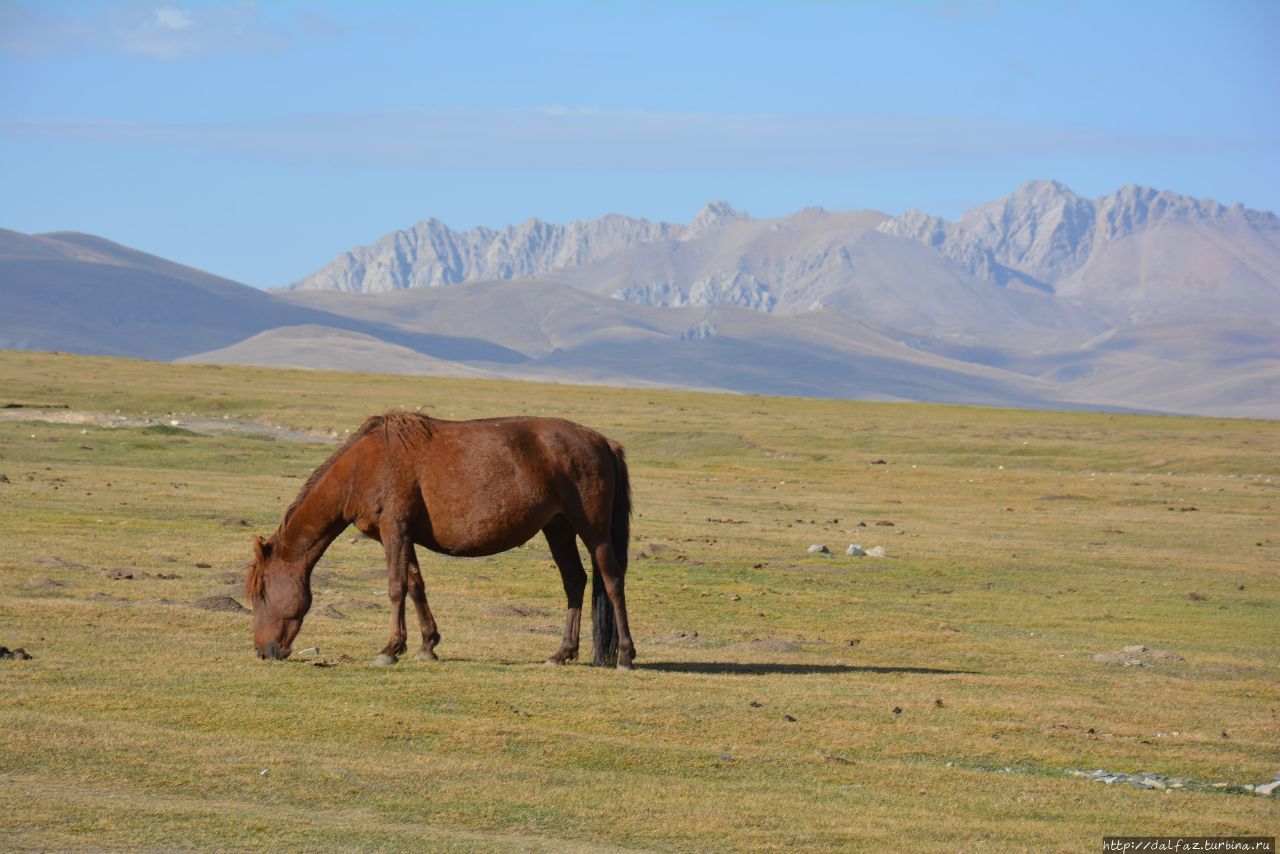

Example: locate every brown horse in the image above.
[245,410,635,668]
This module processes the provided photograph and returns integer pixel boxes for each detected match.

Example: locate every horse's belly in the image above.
[414,502,552,558]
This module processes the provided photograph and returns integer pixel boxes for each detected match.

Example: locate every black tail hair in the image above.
[592,443,630,666]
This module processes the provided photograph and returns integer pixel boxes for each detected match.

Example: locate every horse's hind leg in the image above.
[543,517,587,665]
[590,539,636,670]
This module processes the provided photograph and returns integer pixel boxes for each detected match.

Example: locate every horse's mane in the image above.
[280,410,434,529]
[246,411,434,600]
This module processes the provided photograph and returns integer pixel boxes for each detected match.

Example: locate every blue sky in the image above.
[2,0,1277,288]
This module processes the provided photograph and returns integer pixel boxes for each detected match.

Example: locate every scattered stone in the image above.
[191,595,249,614]
[102,567,149,581]
[856,521,866,528]
[846,544,865,556]
[869,459,887,465]
[749,701,762,708]
[194,562,212,569]
[1187,592,1207,601]
[0,646,32,660]
[875,520,895,527]
[1122,645,1148,654]
[807,544,830,555]
[866,546,886,558]
[221,518,250,527]
[846,639,861,647]
[155,572,180,580]
[315,604,345,619]
[0,474,9,483]
[24,577,64,589]
[934,698,945,708]
[783,714,797,723]
[892,706,903,715]
[1075,768,1275,796]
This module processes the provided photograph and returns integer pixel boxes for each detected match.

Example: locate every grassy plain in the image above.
[0,350,1276,851]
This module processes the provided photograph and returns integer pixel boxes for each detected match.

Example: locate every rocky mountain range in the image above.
[4,181,1278,418]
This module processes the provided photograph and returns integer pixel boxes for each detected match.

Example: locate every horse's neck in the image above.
[277,471,349,569]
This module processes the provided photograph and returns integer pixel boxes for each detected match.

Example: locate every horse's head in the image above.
[246,534,312,660]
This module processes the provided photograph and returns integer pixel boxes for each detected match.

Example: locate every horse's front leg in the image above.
[375,527,412,666]
[407,561,441,661]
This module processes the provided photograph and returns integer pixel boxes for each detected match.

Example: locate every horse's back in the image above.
[408,416,621,554]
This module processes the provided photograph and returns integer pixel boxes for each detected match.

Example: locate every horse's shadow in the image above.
[637,661,975,676]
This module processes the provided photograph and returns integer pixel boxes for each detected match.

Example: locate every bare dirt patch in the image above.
[191,595,249,614]
[481,603,550,618]
[0,408,338,444]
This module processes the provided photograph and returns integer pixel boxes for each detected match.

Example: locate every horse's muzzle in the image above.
[257,643,291,660]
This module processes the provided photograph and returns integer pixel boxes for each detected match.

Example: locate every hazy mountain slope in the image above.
[281,278,679,358]
[286,277,1065,407]
[505,305,1065,407]
[1053,221,1280,322]
[0,230,525,363]
[178,325,498,378]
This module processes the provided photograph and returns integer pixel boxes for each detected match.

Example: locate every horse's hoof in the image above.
[544,657,566,666]
[616,660,634,671]
[373,654,398,666]
[415,649,438,662]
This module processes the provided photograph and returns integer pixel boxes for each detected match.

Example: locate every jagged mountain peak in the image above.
[286,210,685,293]
[687,200,750,238]
[879,181,1279,292]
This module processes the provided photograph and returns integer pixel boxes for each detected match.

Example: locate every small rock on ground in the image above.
[807,544,830,555]
[866,546,886,558]
[846,544,865,556]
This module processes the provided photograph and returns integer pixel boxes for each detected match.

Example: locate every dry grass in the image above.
[0,351,1277,851]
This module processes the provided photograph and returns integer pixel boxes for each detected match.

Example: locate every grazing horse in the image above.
[245,410,635,669]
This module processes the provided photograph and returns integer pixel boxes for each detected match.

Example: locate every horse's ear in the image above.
[253,535,269,564]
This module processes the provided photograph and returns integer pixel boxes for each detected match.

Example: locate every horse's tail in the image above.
[592,441,630,667]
